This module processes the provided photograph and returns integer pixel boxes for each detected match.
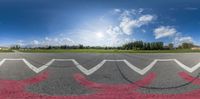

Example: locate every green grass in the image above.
[19,49,200,53]
[0,50,13,53]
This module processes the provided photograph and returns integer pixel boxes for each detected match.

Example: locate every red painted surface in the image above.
[179,72,200,85]
[74,72,156,91]
[0,71,200,99]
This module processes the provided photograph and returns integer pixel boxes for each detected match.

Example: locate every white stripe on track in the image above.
[0,58,199,75]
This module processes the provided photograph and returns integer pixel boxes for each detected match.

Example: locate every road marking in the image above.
[0,58,199,75]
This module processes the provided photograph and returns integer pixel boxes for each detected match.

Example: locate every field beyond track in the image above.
[18,49,200,53]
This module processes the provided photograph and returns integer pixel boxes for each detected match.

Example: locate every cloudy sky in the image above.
[0,0,200,47]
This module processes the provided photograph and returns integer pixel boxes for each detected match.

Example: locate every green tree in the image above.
[181,43,194,49]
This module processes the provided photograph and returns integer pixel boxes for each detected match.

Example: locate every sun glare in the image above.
[96,32,104,38]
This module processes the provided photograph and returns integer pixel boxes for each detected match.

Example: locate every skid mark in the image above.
[74,72,156,91]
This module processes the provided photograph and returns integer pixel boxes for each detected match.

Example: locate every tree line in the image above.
[11,41,195,50]
[122,41,195,50]
[122,41,164,50]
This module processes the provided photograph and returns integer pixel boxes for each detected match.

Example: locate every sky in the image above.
[0,0,200,47]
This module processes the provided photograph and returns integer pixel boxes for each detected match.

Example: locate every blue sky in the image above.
[0,0,200,47]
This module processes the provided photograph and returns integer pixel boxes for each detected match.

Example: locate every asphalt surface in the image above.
[1,53,200,98]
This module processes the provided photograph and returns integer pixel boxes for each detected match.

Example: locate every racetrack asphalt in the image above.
[1,53,200,99]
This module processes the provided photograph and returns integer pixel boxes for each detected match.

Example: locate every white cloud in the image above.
[154,26,177,39]
[179,36,193,43]
[27,37,75,48]
[94,9,155,46]
[114,9,121,13]
[174,36,194,46]
[106,26,122,36]
[43,37,75,46]
[16,40,25,46]
[105,31,132,46]
[138,8,144,13]
[139,15,154,22]
[30,40,40,47]
[119,10,155,35]
[154,26,195,46]
[31,40,39,45]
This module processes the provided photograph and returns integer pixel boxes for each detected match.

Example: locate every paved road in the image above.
[1,53,200,99]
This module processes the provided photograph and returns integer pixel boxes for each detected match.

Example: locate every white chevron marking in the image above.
[0,58,199,75]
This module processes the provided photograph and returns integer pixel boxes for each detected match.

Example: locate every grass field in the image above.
[0,50,13,53]
[19,49,200,53]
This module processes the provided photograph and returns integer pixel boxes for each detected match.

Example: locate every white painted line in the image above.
[0,58,199,75]
[0,59,6,67]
